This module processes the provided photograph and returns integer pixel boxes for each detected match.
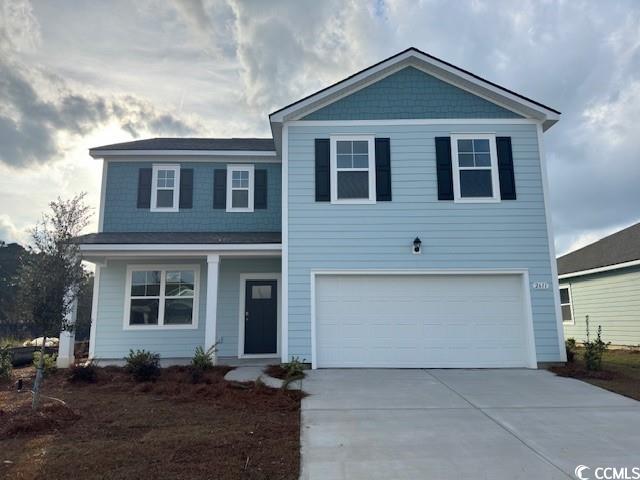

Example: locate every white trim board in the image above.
[79,243,282,252]
[558,259,640,279]
[237,273,282,359]
[537,123,567,362]
[309,269,538,370]
[281,124,289,363]
[288,118,541,127]
[270,50,559,129]
[90,150,277,158]
[98,159,108,232]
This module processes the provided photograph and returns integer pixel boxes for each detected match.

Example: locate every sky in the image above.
[1,0,639,256]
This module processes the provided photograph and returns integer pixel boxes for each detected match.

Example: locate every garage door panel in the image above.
[315,274,532,368]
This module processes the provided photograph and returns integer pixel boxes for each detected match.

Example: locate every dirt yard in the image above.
[0,365,303,480]
[548,348,640,401]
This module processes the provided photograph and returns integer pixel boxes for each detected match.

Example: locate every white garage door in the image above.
[314,273,535,368]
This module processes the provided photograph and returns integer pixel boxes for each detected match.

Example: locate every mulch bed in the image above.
[0,365,303,480]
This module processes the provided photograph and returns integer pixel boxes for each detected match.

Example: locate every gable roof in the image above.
[90,138,275,158]
[269,47,560,130]
[557,222,640,277]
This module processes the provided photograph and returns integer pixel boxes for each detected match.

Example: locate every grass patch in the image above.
[548,348,640,401]
[1,364,303,479]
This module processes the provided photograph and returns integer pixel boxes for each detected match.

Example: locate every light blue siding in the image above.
[286,123,562,362]
[562,266,640,346]
[303,67,522,120]
[93,257,281,361]
[102,162,281,232]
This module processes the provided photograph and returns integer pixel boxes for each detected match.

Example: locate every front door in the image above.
[244,280,278,355]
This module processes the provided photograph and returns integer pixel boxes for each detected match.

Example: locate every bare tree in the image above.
[16,193,91,409]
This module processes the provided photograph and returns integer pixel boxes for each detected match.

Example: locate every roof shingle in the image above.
[557,222,640,276]
[90,138,275,152]
[77,232,281,245]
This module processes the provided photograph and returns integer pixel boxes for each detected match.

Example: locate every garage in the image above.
[313,272,536,368]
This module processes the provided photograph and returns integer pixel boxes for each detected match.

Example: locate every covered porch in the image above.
[59,232,282,367]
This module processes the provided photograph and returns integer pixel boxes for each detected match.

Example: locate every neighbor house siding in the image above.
[302,67,522,120]
[286,122,561,362]
[562,266,640,346]
[92,257,282,361]
[102,162,281,232]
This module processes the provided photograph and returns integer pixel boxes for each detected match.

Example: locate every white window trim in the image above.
[123,264,200,330]
[450,134,501,203]
[559,284,574,325]
[151,164,180,212]
[330,135,376,204]
[226,164,255,212]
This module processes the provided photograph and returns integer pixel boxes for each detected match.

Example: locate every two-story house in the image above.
[58,48,565,369]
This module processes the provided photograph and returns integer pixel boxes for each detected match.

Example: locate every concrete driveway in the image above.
[300,369,640,480]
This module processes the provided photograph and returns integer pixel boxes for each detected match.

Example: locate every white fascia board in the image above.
[558,259,640,279]
[79,243,282,252]
[269,50,559,128]
[89,149,277,159]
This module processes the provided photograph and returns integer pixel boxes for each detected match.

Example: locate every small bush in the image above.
[124,349,160,382]
[191,345,215,371]
[0,347,12,382]
[68,362,98,383]
[283,356,306,379]
[565,338,577,363]
[33,351,57,375]
[583,315,610,371]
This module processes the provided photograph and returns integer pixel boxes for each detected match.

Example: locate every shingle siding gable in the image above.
[302,66,523,121]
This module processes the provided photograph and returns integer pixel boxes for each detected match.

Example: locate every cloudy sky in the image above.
[1,0,639,255]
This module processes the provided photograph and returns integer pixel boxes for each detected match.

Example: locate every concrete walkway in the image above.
[300,369,640,480]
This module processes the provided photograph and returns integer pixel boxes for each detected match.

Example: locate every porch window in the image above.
[125,265,199,329]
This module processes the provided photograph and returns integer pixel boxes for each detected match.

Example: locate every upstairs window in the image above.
[450,134,500,203]
[330,136,376,204]
[226,165,255,212]
[559,285,574,324]
[151,164,180,212]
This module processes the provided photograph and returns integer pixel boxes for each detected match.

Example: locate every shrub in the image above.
[191,345,216,371]
[0,347,12,382]
[68,362,98,383]
[124,349,160,382]
[565,338,577,363]
[283,356,306,379]
[33,351,57,375]
[583,315,610,371]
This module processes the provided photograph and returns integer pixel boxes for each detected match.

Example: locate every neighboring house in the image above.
[558,222,640,347]
[59,47,566,369]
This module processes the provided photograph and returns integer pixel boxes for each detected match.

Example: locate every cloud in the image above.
[0,0,200,169]
[0,214,23,244]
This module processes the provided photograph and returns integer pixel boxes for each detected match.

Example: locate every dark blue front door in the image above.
[244,280,278,355]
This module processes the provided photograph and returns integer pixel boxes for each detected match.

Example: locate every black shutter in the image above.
[435,137,454,200]
[315,139,330,202]
[179,168,193,209]
[255,169,268,209]
[375,138,392,201]
[496,136,516,200]
[213,169,226,209]
[137,168,152,208]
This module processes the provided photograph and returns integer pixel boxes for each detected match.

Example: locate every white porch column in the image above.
[205,254,220,355]
[56,297,78,368]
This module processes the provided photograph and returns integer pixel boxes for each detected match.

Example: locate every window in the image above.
[227,165,254,212]
[330,136,376,204]
[451,134,500,202]
[125,265,199,329]
[151,164,180,212]
[559,285,573,324]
